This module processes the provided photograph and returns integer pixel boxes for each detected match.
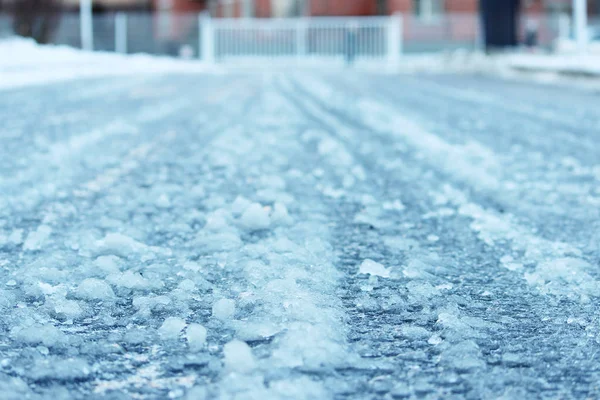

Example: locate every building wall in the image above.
[172,0,598,18]
[60,0,152,10]
[153,0,207,13]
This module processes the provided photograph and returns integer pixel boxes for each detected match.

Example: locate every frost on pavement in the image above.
[1,65,600,399]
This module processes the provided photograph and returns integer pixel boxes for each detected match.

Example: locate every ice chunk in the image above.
[383,236,420,252]
[440,340,485,371]
[256,189,294,205]
[231,196,252,216]
[383,200,405,211]
[107,270,159,290]
[407,281,438,299]
[427,234,439,242]
[399,325,430,340]
[223,340,256,373]
[234,321,281,342]
[11,324,66,347]
[270,323,347,369]
[402,259,434,279]
[95,233,146,257]
[195,232,242,253]
[359,259,390,278]
[260,175,286,190]
[428,335,443,345]
[94,255,122,275]
[190,185,206,199]
[75,278,115,301]
[23,225,52,251]
[239,203,270,230]
[51,298,83,319]
[186,386,208,400]
[0,289,15,309]
[502,262,523,271]
[352,165,366,181]
[204,209,231,232]
[360,194,377,205]
[212,298,236,321]
[178,279,196,291]
[158,317,186,340]
[271,237,298,253]
[155,193,171,208]
[525,257,598,299]
[133,295,171,313]
[342,175,355,188]
[270,203,292,225]
[186,324,207,351]
[8,229,24,245]
[28,358,91,382]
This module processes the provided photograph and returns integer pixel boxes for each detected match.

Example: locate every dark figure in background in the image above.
[524,20,539,49]
[12,0,61,44]
[480,0,520,53]
[345,22,359,66]
[92,3,111,51]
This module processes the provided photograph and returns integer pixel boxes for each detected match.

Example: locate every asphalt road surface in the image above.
[1,72,599,399]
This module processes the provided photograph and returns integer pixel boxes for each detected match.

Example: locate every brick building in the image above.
[202,0,481,18]
[73,0,596,18]
[169,0,598,18]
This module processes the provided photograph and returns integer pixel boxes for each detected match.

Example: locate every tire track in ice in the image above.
[0,75,233,182]
[416,74,600,130]
[47,77,355,398]
[173,77,356,399]
[353,74,600,228]
[0,76,172,170]
[297,72,599,252]
[279,73,514,396]
[278,73,600,398]
[0,78,246,227]
[287,73,600,303]
[3,78,254,249]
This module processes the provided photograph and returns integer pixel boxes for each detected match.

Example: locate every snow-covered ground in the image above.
[1,41,600,399]
[0,38,216,90]
[505,52,600,77]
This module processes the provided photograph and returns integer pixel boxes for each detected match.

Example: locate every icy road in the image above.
[1,72,600,399]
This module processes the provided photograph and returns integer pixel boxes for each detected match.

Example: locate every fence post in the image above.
[387,13,402,69]
[296,18,308,58]
[115,12,127,54]
[558,13,571,40]
[200,12,215,63]
[80,0,93,51]
[573,0,588,54]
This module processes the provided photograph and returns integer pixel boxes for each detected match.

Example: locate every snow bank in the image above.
[505,53,600,77]
[0,37,217,91]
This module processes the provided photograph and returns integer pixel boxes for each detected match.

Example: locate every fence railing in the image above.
[207,16,400,65]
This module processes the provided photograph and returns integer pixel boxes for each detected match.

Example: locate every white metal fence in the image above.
[207,16,400,66]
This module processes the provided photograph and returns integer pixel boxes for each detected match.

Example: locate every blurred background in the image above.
[0,0,598,62]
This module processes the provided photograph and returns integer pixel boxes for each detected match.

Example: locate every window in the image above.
[413,0,444,21]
